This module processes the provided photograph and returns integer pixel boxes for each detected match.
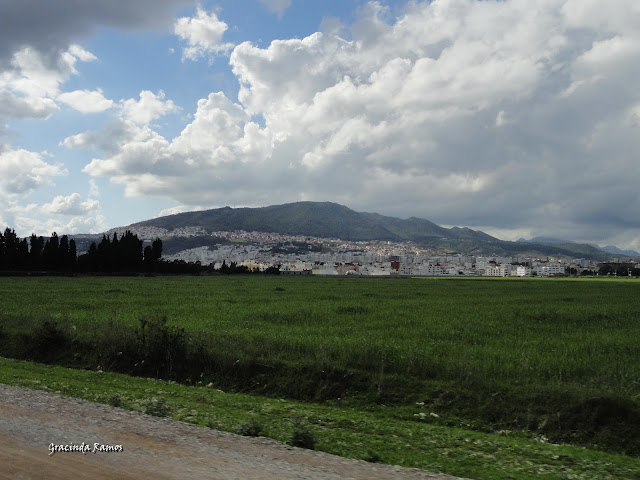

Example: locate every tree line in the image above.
[0,228,77,271]
[0,227,162,273]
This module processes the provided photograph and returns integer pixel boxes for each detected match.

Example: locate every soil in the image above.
[0,384,465,480]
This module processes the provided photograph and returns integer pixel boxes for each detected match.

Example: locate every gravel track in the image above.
[0,384,466,480]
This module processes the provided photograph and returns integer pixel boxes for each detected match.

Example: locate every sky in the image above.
[1,0,639,250]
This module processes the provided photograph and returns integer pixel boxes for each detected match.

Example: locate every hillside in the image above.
[126,201,617,260]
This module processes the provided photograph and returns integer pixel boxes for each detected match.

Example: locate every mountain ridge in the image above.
[120,201,627,261]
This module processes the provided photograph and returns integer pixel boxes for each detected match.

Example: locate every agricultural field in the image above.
[1,275,639,478]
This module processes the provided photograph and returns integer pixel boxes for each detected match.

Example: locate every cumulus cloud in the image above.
[9,209,108,237]
[120,90,179,125]
[57,88,115,113]
[4,45,96,98]
[174,7,234,61]
[64,0,640,247]
[0,89,58,119]
[258,0,292,17]
[42,193,99,216]
[1,182,106,236]
[0,148,67,194]
[0,44,99,124]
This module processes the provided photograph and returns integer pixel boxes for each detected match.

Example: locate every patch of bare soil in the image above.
[0,384,465,480]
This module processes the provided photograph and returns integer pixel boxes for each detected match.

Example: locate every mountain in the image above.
[120,201,619,260]
[131,202,484,243]
[518,237,639,260]
[601,245,640,257]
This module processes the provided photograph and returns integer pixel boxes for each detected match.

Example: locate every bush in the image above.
[108,393,123,408]
[288,417,316,450]
[31,319,70,361]
[144,397,170,417]
[364,450,383,463]
[137,317,187,379]
[235,418,264,437]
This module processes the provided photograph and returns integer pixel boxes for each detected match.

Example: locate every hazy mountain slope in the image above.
[127,201,620,260]
[133,202,483,242]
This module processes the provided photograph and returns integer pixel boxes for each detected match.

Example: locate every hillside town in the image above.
[98,226,637,278]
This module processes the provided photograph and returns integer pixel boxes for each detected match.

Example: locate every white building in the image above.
[515,266,532,277]
[538,265,566,276]
[485,264,509,277]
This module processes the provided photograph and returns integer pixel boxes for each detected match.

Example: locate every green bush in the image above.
[235,417,264,437]
[108,393,123,408]
[30,319,70,361]
[288,417,316,450]
[144,397,170,417]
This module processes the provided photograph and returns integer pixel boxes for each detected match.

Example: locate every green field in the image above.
[1,276,639,478]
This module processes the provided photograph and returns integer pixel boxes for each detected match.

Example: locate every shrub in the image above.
[108,393,123,408]
[31,319,70,361]
[364,450,383,463]
[137,317,187,379]
[235,418,264,437]
[144,397,170,417]
[288,417,316,450]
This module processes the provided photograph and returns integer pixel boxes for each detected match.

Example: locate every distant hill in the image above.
[518,236,638,260]
[122,201,620,260]
[601,245,640,257]
[130,202,450,242]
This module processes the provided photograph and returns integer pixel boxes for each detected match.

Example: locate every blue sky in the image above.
[1,0,640,250]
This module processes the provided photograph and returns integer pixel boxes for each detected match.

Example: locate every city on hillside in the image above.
[88,226,639,278]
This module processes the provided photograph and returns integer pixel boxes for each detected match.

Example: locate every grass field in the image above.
[2,357,640,480]
[2,276,638,392]
[1,275,639,477]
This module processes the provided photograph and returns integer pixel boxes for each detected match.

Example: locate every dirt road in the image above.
[0,384,464,480]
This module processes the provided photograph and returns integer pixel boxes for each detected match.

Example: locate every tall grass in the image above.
[1,276,639,395]
[1,276,639,453]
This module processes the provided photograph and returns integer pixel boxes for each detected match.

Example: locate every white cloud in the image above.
[258,0,292,17]
[5,45,94,98]
[0,148,67,194]
[174,7,234,61]
[57,88,115,113]
[64,0,640,247]
[157,205,207,217]
[120,90,179,125]
[9,209,107,237]
[0,89,58,119]
[88,179,100,198]
[67,44,97,63]
[0,44,99,123]
[1,180,107,236]
[42,193,99,215]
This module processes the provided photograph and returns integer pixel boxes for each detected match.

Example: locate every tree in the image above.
[29,234,44,270]
[68,238,77,271]
[152,238,163,261]
[0,228,21,269]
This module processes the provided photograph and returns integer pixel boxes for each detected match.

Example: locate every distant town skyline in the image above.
[1,1,639,250]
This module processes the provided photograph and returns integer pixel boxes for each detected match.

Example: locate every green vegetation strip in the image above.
[1,357,639,480]
[1,276,640,477]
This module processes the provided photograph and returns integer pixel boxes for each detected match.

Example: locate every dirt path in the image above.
[0,384,465,480]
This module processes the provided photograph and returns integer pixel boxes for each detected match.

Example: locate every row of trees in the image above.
[0,227,162,273]
[0,228,77,271]
[1,226,284,275]
[78,231,162,273]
